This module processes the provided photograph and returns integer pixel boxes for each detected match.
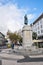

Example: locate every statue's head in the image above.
[24,14,28,25]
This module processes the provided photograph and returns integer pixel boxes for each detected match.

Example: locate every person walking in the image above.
[11,41,14,49]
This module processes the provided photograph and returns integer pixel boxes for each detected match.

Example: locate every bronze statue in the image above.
[24,14,28,25]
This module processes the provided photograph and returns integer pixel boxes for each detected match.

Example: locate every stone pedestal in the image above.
[22,25,32,47]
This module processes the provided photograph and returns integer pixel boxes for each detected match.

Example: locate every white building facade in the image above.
[31,13,43,39]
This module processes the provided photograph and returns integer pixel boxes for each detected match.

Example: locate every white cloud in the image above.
[0,0,10,2]
[27,14,35,20]
[33,8,37,10]
[0,3,35,35]
[0,3,27,34]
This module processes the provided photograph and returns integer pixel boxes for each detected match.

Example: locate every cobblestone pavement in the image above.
[0,52,43,65]
[0,48,43,65]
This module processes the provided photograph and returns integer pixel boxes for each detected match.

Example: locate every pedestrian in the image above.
[11,41,14,49]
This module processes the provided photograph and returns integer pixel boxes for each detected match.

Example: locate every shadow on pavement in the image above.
[17,57,43,63]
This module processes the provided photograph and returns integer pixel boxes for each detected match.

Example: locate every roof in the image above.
[0,32,5,37]
[30,13,43,26]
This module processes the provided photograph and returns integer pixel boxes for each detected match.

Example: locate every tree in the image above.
[32,32,37,40]
[7,31,22,44]
[17,35,22,43]
[7,30,12,35]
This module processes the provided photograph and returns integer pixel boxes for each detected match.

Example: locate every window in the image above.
[39,19,42,25]
[36,28,37,31]
[41,30,43,33]
[38,26,39,29]
[41,25,42,28]
[38,31,40,34]
[37,22,39,25]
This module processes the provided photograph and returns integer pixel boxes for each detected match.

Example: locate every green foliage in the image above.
[7,30,22,43]
[32,32,37,40]
[17,35,23,43]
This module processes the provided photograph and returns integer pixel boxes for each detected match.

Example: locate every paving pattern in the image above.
[0,48,43,65]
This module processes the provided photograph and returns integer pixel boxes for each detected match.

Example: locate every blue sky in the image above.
[0,0,43,34]
[1,0,43,14]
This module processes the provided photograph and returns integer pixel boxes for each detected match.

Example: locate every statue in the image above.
[24,14,28,25]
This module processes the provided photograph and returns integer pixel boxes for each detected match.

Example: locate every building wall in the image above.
[32,18,43,37]
[0,33,5,45]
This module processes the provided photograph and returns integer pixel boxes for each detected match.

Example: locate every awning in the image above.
[33,40,43,43]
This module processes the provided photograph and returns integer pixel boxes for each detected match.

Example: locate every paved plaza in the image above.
[0,49,43,65]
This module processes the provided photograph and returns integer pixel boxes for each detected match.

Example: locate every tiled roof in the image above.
[0,32,5,37]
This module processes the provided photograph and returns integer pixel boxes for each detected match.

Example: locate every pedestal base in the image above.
[22,25,32,47]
